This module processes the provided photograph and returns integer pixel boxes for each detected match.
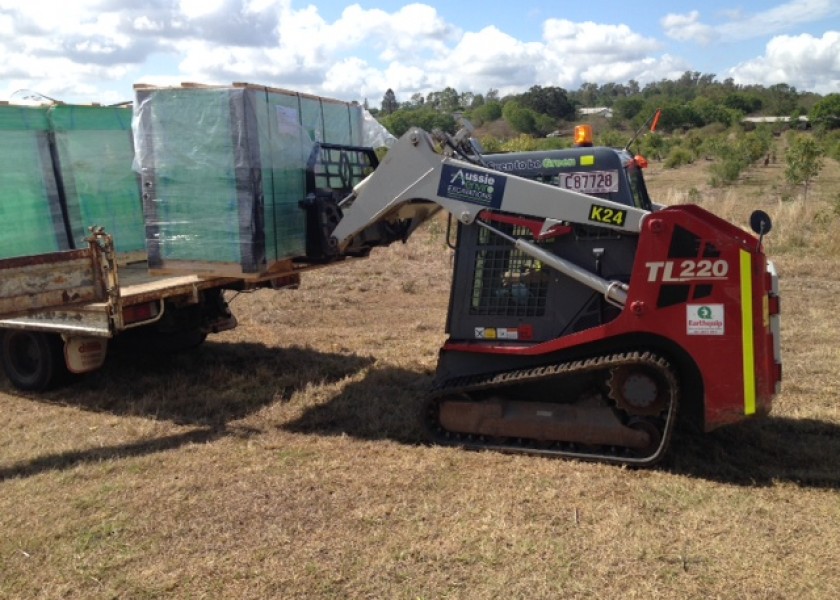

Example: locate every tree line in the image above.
[371,72,840,139]
[369,72,839,193]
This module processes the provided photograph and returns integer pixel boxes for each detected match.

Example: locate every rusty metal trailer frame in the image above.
[0,229,243,337]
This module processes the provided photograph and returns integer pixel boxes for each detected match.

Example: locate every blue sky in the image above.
[0,0,838,105]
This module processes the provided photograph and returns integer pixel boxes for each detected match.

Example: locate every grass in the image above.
[2,142,840,599]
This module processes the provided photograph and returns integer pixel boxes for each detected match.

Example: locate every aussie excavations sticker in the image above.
[438,165,507,209]
[687,304,725,335]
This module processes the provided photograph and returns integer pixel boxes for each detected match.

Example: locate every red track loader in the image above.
[319,126,781,465]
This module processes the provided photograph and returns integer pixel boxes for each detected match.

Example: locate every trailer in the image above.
[0,139,377,391]
[0,82,382,391]
[0,227,298,391]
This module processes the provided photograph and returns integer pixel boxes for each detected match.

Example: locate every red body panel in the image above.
[443,205,781,431]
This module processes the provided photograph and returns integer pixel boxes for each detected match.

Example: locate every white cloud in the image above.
[0,1,834,105]
[663,1,840,44]
[178,0,226,19]
[578,55,690,87]
[728,31,840,94]
[540,20,670,89]
[420,21,669,97]
[661,11,716,44]
[720,0,840,39]
[171,2,460,96]
[426,26,544,95]
[543,19,661,59]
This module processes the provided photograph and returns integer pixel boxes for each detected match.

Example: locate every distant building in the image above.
[742,115,810,130]
[742,116,809,124]
[578,107,613,119]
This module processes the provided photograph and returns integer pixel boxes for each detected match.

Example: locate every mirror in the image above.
[749,210,772,236]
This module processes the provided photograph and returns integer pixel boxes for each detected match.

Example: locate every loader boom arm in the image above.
[330,127,648,307]
[330,127,649,252]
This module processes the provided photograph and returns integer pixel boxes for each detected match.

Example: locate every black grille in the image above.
[307,144,377,195]
[469,224,549,317]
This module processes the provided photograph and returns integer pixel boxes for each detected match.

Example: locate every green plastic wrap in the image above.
[349,107,363,147]
[0,105,70,259]
[322,100,353,145]
[133,84,363,275]
[255,90,310,260]
[49,105,144,255]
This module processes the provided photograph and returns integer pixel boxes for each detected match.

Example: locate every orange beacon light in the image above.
[574,124,593,147]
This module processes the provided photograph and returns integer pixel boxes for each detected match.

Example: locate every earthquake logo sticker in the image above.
[687,304,725,335]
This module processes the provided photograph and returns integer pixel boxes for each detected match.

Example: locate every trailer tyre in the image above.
[0,330,67,392]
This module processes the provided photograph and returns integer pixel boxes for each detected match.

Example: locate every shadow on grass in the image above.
[1,340,374,481]
[282,365,434,444]
[0,427,229,481]
[7,347,838,489]
[284,365,840,489]
[27,340,375,427]
[666,417,840,489]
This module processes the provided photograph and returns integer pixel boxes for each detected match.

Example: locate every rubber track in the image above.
[425,350,679,466]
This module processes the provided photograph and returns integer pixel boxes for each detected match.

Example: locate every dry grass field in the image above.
[2,140,840,599]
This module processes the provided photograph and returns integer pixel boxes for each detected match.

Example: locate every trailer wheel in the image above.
[0,330,67,391]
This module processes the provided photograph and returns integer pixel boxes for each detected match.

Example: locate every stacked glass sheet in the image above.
[133,84,364,276]
[49,105,144,255]
[0,105,70,259]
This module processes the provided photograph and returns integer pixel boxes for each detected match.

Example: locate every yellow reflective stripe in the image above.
[740,250,756,415]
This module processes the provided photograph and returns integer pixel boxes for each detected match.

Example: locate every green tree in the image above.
[518,85,575,120]
[638,132,666,161]
[664,147,694,169]
[810,93,840,129]
[596,129,627,148]
[785,134,824,200]
[502,101,537,134]
[438,87,461,112]
[378,106,456,137]
[478,135,502,153]
[821,130,840,161]
[613,96,645,121]
[424,87,461,112]
[723,92,762,114]
[459,91,476,109]
[577,82,598,106]
[738,130,772,164]
[407,93,425,108]
[766,83,799,116]
[533,113,557,136]
[381,88,399,115]
[655,101,702,131]
[379,109,411,136]
[690,96,739,127]
[468,101,502,126]
[501,134,538,152]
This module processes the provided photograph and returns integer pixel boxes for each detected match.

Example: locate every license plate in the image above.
[558,170,619,194]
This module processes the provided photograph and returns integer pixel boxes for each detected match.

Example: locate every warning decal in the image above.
[474,327,520,340]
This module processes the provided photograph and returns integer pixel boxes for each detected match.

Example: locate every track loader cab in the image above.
[447,142,655,349]
[483,145,653,211]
